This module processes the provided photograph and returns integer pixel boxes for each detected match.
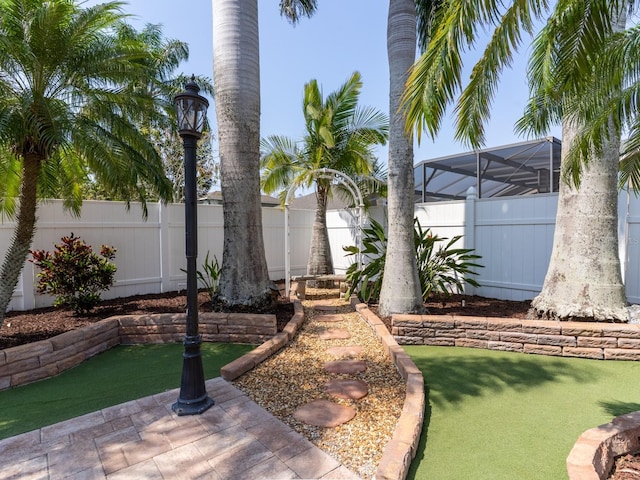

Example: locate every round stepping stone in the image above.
[292,399,356,427]
[312,313,344,323]
[319,328,351,340]
[326,345,363,358]
[323,360,367,374]
[324,379,369,400]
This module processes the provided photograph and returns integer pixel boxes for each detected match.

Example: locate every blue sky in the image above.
[87,0,561,165]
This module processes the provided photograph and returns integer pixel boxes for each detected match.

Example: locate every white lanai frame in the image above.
[284,168,365,298]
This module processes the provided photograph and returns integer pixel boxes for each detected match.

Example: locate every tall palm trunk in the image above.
[306,185,333,288]
[0,155,42,327]
[212,0,274,309]
[531,2,628,322]
[531,119,628,321]
[379,0,423,317]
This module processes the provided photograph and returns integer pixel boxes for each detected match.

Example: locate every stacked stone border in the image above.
[222,296,425,480]
[391,314,640,360]
[0,312,276,391]
[567,411,640,479]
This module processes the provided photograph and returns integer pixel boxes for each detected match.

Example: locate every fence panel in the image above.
[472,194,557,301]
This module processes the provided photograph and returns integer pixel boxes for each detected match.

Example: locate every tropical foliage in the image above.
[261,71,388,282]
[30,234,117,314]
[344,218,482,304]
[0,0,182,327]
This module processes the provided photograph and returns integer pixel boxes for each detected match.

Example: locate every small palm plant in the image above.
[345,218,482,303]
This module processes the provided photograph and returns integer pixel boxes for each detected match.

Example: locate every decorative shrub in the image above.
[344,218,482,303]
[30,233,117,314]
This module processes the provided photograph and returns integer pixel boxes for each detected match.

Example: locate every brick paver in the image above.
[0,378,359,479]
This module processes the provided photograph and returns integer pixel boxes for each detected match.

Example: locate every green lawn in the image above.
[406,346,640,480]
[0,343,253,440]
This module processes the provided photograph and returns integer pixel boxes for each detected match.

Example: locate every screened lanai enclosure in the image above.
[414,137,562,202]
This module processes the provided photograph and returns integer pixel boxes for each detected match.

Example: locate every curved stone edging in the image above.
[221,294,424,480]
[567,411,640,479]
[352,300,425,480]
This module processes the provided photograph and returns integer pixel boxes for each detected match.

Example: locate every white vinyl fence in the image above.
[1,200,316,311]
[4,189,640,311]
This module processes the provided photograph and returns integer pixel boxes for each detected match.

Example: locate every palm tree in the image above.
[81,23,216,203]
[379,0,443,317]
[402,0,634,321]
[212,0,316,309]
[261,71,388,286]
[0,0,174,329]
[517,1,630,321]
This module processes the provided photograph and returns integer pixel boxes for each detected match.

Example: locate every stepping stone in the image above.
[292,399,356,427]
[323,360,367,374]
[326,345,363,358]
[324,379,369,400]
[318,328,351,340]
[313,304,342,312]
[312,313,344,323]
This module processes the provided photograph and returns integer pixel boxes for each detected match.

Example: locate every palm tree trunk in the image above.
[306,185,334,288]
[531,118,628,321]
[531,2,628,322]
[212,0,274,309]
[0,154,41,327]
[379,0,423,317]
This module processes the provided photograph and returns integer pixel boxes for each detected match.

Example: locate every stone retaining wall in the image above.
[0,313,276,391]
[392,314,640,360]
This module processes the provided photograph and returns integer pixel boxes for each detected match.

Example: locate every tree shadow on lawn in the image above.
[599,400,640,418]
[406,348,598,478]
[410,350,596,408]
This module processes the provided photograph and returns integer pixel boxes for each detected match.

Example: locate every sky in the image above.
[86,0,562,167]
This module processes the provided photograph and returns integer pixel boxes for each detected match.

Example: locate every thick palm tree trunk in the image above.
[379,0,423,317]
[212,0,274,309]
[306,186,334,288]
[531,119,628,321]
[0,155,41,327]
[531,2,628,322]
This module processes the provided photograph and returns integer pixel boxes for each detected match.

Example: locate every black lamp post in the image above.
[172,76,214,416]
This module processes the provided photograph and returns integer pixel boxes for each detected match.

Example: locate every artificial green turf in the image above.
[405,346,640,480]
[0,342,253,440]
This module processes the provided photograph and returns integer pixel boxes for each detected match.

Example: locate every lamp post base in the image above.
[172,395,215,416]
[172,335,214,416]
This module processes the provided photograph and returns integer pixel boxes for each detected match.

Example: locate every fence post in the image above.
[21,261,36,310]
[159,202,171,293]
[464,186,477,295]
[619,188,630,284]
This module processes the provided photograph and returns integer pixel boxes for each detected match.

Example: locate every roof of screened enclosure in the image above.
[413,137,562,202]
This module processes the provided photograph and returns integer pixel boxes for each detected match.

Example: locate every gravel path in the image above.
[232,291,406,479]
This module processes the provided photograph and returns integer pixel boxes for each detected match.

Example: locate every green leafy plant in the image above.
[344,219,388,303]
[344,218,482,303]
[182,252,221,302]
[414,221,482,299]
[30,234,117,314]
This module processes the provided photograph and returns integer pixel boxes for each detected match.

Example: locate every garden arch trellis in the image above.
[284,168,365,298]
